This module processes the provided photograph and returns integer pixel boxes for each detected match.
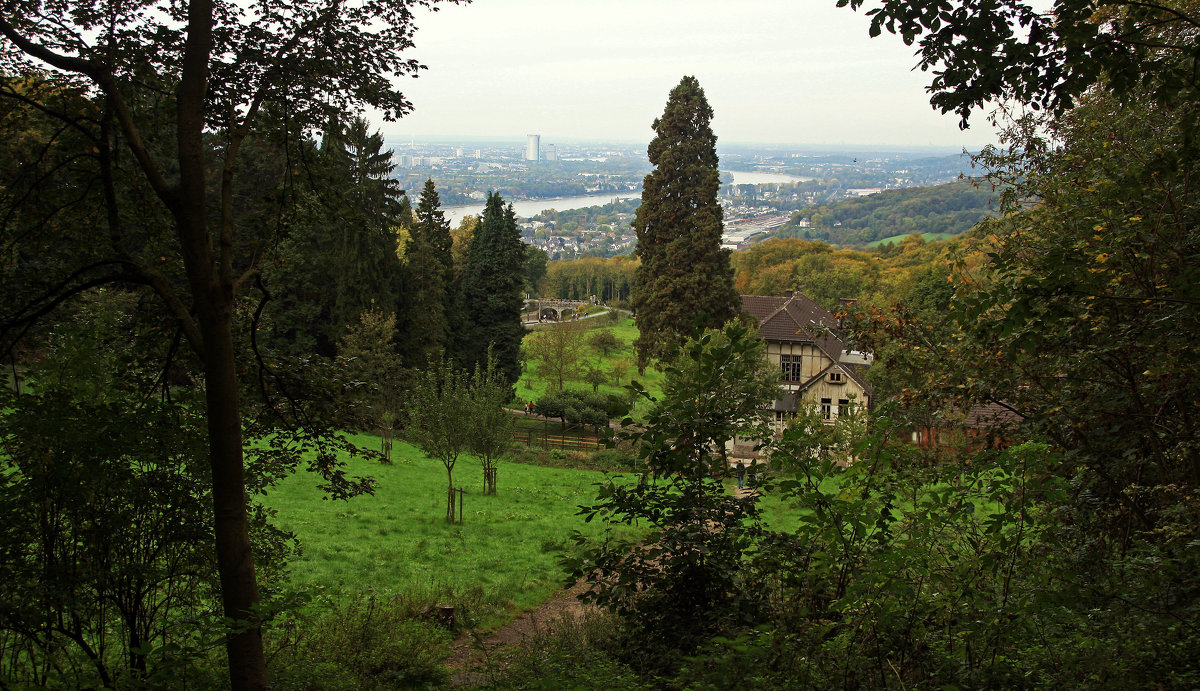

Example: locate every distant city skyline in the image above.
[369,1,1006,149]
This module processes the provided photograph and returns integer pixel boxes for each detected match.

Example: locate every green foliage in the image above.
[525,320,588,393]
[568,323,780,673]
[588,329,621,358]
[524,244,550,295]
[631,76,739,368]
[0,292,299,685]
[262,118,406,358]
[478,613,647,690]
[822,87,1200,687]
[469,352,518,495]
[544,255,638,304]
[627,322,780,478]
[840,0,1200,127]
[338,308,404,462]
[401,179,456,366]
[731,235,956,311]
[404,357,474,522]
[583,365,609,393]
[534,389,630,430]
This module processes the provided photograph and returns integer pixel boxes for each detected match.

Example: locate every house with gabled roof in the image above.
[741,290,873,434]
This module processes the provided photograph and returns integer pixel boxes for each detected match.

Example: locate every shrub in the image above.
[269,593,451,690]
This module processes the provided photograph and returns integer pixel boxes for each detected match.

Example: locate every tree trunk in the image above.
[201,310,266,689]
[171,0,267,683]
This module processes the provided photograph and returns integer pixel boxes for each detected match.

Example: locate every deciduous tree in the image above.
[467,352,516,495]
[0,1,448,686]
[526,320,587,393]
[838,0,1200,127]
[405,357,473,522]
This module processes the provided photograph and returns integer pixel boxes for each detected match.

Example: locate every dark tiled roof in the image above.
[963,402,1022,428]
[741,293,844,359]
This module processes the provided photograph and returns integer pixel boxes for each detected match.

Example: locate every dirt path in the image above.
[444,580,597,687]
[444,485,757,686]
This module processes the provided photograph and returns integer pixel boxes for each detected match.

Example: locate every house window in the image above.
[838,399,850,418]
[780,354,801,382]
[828,370,843,383]
[820,398,832,420]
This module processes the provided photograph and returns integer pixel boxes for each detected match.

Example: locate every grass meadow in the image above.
[264,432,639,629]
[869,231,957,246]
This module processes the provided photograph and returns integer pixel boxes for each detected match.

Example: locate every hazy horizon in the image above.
[369,1,1004,150]
[382,133,979,156]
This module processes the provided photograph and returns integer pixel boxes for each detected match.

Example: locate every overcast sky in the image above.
[371,0,1002,150]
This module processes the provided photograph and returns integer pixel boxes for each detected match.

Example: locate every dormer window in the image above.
[828,370,844,384]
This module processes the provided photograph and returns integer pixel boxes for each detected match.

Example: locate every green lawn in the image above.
[868,231,957,246]
[264,432,636,628]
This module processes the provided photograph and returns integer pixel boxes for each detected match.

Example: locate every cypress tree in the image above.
[463,192,526,387]
[630,76,739,369]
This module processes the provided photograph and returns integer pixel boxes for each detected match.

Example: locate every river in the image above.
[442,192,639,226]
[440,170,809,225]
[726,170,811,185]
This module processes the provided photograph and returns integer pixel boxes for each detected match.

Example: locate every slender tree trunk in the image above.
[201,309,266,689]
[174,0,267,681]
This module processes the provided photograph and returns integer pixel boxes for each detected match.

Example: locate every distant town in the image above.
[383,136,976,259]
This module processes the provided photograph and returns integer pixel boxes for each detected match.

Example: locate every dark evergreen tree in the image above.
[462,192,526,387]
[400,180,453,365]
[630,76,739,369]
[261,119,404,357]
[323,117,403,351]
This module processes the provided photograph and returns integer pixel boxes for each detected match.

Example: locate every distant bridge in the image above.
[526,298,595,322]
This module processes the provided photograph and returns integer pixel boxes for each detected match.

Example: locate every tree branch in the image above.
[0,16,179,210]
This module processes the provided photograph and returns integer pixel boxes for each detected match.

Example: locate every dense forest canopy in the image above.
[771,180,998,245]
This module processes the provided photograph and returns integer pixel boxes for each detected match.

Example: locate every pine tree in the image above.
[401,179,455,364]
[631,76,739,369]
[317,117,404,355]
[463,192,526,387]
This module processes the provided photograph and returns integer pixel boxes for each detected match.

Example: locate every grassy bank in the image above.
[265,432,636,629]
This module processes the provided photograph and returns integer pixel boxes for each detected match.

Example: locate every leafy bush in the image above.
[269,593,451,690]
[534,390,630,430]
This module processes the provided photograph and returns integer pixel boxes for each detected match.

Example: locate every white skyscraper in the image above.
[525,134,540,161]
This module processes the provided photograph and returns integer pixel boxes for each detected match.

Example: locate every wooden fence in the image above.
[512,429,603,451]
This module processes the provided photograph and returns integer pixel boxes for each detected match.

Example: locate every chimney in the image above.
[784,289,794,298]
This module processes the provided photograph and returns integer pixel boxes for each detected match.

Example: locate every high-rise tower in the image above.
[525,134,540,161]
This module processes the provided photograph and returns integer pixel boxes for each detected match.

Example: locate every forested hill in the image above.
[772,181,998,246]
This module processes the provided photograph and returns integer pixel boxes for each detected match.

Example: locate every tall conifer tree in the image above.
[402,179,456,364]
[631,76,739,369]
[463,192,526,387]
